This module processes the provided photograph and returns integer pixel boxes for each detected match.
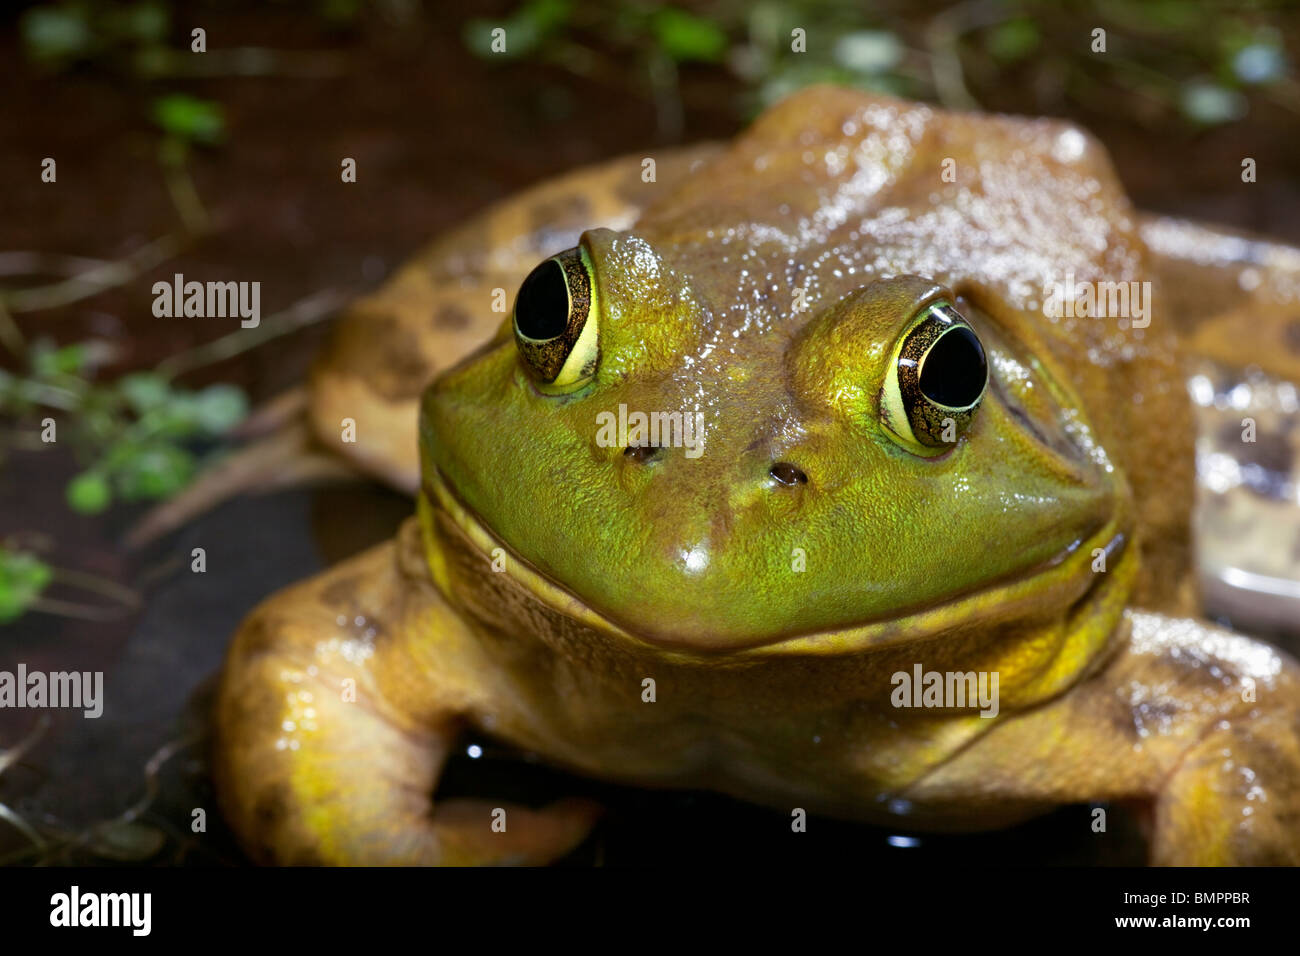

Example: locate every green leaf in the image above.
[519,0,571,33]
[984,19,1039,63]
[67,471,112,514]
[103,437,146,470]
[20,7,94,64]
[117,372,172,414]
[151,95,226,145]
[115,444,195,501]
[463,0,571,59]
[32,343,89,379]
[462,18,501,58]
[1180,79,1248,125]
[1230,41,1286,85]
[831,30,903,75]
[140,401,202,440]
[0,549,54,623]
[189,384,248,435]
[106,1,170,43]
[80,405,123,445]
[747,1,789,51]
[652,8,728,63]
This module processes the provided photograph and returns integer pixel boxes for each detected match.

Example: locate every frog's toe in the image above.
[1151,709,1300,866]
[433,797,602,866]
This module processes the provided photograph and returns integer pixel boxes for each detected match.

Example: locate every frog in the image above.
[211,87,1300,865]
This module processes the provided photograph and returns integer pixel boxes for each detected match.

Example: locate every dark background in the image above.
[2,0,1298,865]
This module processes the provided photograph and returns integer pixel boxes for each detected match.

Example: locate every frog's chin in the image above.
[419,465,1135,659]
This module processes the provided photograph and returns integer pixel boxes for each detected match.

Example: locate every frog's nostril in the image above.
[769,462,808,486]
[624,444,662,464]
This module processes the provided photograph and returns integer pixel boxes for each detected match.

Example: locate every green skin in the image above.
[214,88,1300,865]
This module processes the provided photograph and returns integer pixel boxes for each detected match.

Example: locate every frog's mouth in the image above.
[419,466,1134,659]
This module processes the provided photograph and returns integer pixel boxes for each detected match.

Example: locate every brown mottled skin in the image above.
[213,89,1300,865]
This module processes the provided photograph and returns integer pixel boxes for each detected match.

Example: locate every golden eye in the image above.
[512,246,599,393]
[880,301,988,453]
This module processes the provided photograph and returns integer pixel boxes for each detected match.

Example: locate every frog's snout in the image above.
[622,442,809,488]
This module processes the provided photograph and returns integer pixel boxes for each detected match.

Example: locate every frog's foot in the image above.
[1149,699,1300,864]
[212,521,600,865]
[427,797,602,866]
[898,610,1300,865]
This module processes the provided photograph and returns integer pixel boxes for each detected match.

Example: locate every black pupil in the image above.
[514,260,570,340]
[919,326,986,407]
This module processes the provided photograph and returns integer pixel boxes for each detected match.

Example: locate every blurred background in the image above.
[2,0,1299,866]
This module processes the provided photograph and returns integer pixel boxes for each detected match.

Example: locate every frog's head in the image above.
[419,237,1133,658]
[419,90,1139,661]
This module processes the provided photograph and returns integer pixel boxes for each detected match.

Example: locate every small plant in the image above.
[0,339,248,516]
[0,548,53,624]
[461,0,1296,129]
[0,540,139,624]
[20,0,170,71]
[151,93,226,146]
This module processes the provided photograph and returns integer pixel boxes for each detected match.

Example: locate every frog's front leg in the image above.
[212,520,600,865]
[899,610,1300,864]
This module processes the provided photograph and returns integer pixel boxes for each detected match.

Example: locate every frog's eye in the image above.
[880,301,988,454]
[512,246,600,393]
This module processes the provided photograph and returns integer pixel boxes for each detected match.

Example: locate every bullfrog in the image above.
[212,87,1300,865]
